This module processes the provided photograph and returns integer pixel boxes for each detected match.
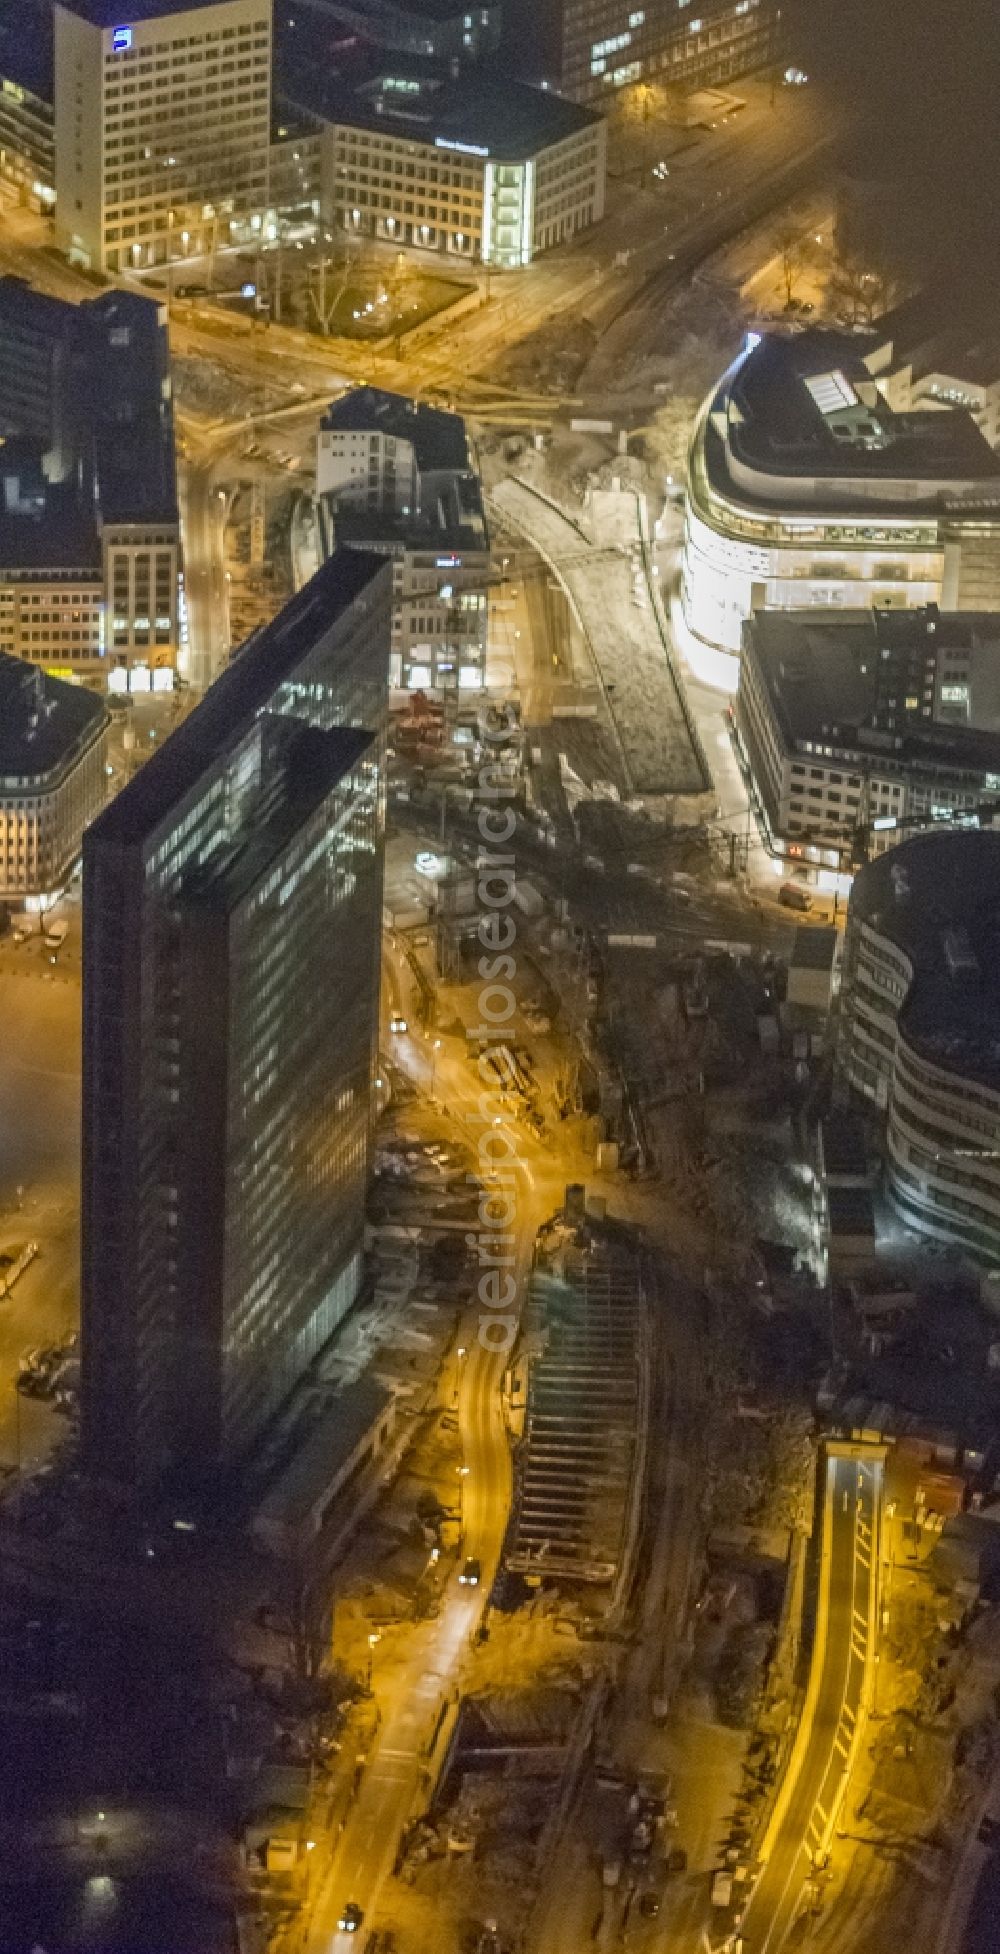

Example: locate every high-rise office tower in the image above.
[81,551,392,1492]
[54,0,272,275]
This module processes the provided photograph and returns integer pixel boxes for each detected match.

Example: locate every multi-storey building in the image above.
[294,0,503,64]
[866,287,1000,455]
[0,471,105,676]
[0,653,108,900]
[504,0,780,104]
[0,11,56,211]
[315,389,490,689]
[283,54,605,266]
[0,279,78,469]
[54,0,272,275]
[81,549,392,1492]
[839,830,1000,1263]
[0,278,180,686]
[735,605,1000,889]
[681,329,1000,690]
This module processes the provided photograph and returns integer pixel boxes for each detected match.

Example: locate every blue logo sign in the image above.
[112,27,132,52]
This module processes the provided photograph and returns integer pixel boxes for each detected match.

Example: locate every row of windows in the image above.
[334,152,479,189]
[105,25,268,63]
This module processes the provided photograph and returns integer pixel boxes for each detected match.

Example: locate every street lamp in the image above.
[457,1464,470,1545]
[365,1631,381,1691]
[430,1037,442,1096]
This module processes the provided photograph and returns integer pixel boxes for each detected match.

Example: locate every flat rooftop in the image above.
[702,330,1000,520]
[850,829,1000,1089]
[0,652,106,782]
[86,549,388,849]
[743,607,1000,777]
[255,1377,395,1532]
[0,489,102,571]
[728,330,1000,484]
[281,49,602,160]
[790,924,838,970]
[322,387,469,473]
[55,0,249,25]
[820,1110,869,1182]
[308,0,501,21]
[866,281,1000,392]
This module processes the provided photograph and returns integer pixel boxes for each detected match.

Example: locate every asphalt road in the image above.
[740,1449,882,1954]
[305,947,572,1950]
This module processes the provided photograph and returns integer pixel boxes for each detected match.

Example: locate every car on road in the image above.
[459,1557,481,1587]
[338,1903,364,1934]
[389,1013,408,1034]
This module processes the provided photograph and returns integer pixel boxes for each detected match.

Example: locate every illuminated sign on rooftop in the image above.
[112,27,132,51]
[435,137,489,158]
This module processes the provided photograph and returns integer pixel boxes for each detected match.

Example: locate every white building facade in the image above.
[681,333,1000,691]
[839,832,1000,1263]
[0,657,109,900]
[54,0,271,274]
[311,81,605,269]
[735,607,1000,888]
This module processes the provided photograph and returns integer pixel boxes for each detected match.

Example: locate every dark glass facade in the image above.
[81,551,391,1491]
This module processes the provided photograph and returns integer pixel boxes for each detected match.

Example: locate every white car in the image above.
[390,1014,408,1034]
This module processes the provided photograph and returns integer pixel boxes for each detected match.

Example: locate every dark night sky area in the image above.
[797,0,1000,286]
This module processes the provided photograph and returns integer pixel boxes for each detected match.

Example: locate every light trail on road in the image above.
[738,1444,884,1954]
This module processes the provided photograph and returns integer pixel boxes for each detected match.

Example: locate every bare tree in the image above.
[777,227,803,310]
[831,243,906,326]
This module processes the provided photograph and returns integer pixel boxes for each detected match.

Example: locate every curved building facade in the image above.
[681,330,1000,688]
[839,830,1000,1262]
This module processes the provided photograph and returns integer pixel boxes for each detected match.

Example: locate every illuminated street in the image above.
[740,1446,884,1954]
[0,3,998,1951]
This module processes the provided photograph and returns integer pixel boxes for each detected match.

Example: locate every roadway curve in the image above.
[739,1445,883,1954]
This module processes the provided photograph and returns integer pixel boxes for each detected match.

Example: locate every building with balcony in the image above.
[282,49,605,266]
[504,0,780,105]
[839,830,1000,1263]
[54,0,272,274]
[681,329,1000,689]
[0,652,108,900]
[735,605,1000,888]
[81,548,392,1493]
[315,388,490,689]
